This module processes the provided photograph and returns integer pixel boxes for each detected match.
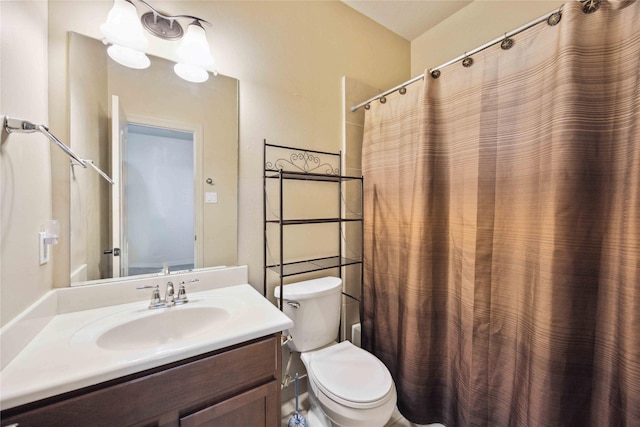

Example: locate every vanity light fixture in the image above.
[174,20,216,82]
[101,0,216,82]
[100,0,150,68]
[106,44,151,69]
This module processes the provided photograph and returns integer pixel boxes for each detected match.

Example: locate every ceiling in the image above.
[341,0,473,41]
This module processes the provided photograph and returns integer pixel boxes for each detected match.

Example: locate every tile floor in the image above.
[281,392,445,427]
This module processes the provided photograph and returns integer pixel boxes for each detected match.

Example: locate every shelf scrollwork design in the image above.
[266,149,339,176]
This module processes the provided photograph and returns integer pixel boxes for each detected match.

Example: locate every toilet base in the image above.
[306,390,333,427]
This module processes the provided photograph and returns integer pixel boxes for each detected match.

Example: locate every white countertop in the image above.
[0,277,292,410]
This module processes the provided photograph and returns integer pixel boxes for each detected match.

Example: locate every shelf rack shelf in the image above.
[265,218,362,225]
[264,169,364,182]
[263,141,364,310]
[266,256,362,277]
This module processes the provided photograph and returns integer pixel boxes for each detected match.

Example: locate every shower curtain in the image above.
[361,1,639,426]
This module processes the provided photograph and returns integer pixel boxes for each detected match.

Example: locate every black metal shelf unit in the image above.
[263,141,364,310]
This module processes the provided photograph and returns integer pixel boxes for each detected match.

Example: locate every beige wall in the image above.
[341,77,380,342]
[68,32,109,283]
[411,0,565,76]
[1,1,52,325]
[0,0,574,327]
[0,1,409,325]
[47,1,410,294]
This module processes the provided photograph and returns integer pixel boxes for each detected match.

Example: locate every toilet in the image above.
[276,277,396,427]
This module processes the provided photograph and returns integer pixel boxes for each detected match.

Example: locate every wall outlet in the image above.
[39,232,49,265]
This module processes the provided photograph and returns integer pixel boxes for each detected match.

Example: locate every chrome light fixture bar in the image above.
[101,0,216,82]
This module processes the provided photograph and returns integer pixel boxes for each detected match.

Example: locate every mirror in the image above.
[68,32,238,285]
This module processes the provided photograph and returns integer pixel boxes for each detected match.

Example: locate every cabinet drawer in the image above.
[1,335,279,427]
[180,380,278,427]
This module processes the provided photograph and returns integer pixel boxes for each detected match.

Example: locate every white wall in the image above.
[1,1,53,325]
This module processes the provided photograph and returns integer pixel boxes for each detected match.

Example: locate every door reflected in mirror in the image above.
[119,122,196,277]
[69,32,238,285]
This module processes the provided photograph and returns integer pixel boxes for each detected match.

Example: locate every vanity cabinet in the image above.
[0,334,281,427]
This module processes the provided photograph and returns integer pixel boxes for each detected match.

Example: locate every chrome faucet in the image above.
[136,284,165,309]
[137,278,200,309]
[164,281,176,306]
[175,278,199,305]
[175,281,188,305]
[137,281,179,309]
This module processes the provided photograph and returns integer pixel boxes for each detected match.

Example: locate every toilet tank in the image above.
[274,277,342,352]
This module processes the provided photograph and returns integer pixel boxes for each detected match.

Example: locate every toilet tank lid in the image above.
[274,276,342,300]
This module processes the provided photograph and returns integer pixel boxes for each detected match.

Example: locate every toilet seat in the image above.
[305,341,394,409]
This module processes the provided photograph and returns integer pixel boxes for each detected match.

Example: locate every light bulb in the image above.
[176,21,215,68]
[107,44,151,69]
[100,0,149,50]
[174,63,209,83]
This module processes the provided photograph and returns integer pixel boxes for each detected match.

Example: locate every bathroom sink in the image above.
[2,281,294,411]
[70,292,246,352]
[96,306,230,351]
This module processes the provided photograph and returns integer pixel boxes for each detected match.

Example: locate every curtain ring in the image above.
[430,69,441,79]
[547,11,562,26]
[399,87,407,95]
[462,53,473,68]
[364,104,370,110]
[379,96,387,104]
[583,0,600,13]
[501,33,514,50]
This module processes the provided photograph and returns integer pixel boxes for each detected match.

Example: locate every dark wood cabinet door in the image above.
[1,335,281,427]
[180,380,278,427]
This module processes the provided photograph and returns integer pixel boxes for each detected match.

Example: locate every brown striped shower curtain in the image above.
[361,1,639,426]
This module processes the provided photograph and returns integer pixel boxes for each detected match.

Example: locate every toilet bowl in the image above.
[302,341,397,427]
[276,277,397,427]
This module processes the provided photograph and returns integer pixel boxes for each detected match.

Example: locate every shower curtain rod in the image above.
[351,1,572,112]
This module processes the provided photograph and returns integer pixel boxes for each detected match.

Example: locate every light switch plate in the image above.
[205,192,218,204]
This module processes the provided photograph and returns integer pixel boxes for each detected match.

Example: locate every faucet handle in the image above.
[175,281,189,305]
[137,284,163,309]
[175,278,199,304]
[164,281,176,307]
